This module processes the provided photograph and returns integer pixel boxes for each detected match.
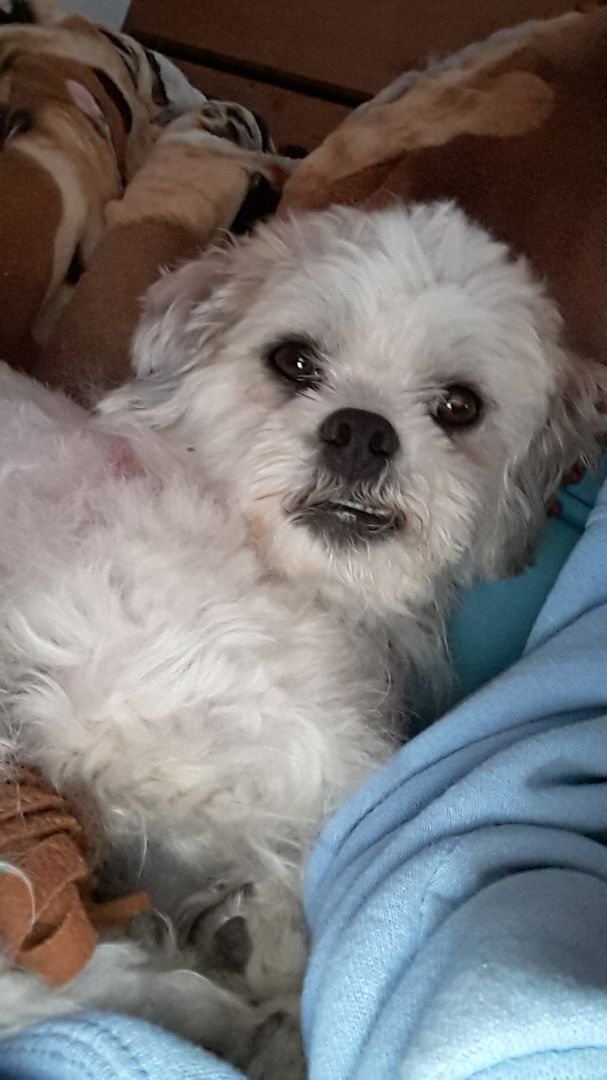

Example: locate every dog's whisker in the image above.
[253,490,286,501]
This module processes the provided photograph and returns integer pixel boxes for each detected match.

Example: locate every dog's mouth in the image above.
[291,496,404,544]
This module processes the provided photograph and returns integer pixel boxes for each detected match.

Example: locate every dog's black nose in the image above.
[319,408,400,483]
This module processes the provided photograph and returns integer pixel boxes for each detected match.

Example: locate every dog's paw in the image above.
[189,883,254,973]
[187,877,304,1003]
[248,1007,306,1080]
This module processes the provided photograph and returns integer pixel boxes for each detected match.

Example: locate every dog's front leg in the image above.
[248,997,306,1080]
[191,877,307,1078]
[0,938,259,1068]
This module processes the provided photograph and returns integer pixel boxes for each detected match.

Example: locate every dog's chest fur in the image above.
[1,466,395,877]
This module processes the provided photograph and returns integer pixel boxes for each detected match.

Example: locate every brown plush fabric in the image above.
[0,147,61,373]
[37,220,204,400]
[0,16,157,371]
[0,6,285,397]
[281,7,607,361]
[37,130,288,400]
[0,16,155,175]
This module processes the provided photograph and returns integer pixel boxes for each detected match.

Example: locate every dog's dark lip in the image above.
[323,500,393,527]
[292,498,403,543]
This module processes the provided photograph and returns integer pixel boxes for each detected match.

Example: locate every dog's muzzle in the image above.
[288,479,405,545]
[284,408,404,544]
[287,408,403,544]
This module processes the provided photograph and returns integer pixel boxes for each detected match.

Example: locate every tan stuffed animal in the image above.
[0,2,287,397]
[0,12,156,372]
[281,6,607,363]
[36,105,290,400]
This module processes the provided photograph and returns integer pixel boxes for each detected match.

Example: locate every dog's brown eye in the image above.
[267,339,321,389]
[432,384,482,429]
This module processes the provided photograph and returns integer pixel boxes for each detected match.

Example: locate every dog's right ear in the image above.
[132,250,233,380]
[99,246,236,425]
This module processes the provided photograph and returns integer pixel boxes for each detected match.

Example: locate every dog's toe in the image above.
[248,1007,306,1080]
[188,883,254,973]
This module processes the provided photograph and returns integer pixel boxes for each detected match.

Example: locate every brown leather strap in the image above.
[0,831,92,984]
[89,891,150,928]
[0,767,149,985]
[23,884,98,986]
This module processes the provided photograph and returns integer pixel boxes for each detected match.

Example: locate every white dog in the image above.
[0,202,605,1077]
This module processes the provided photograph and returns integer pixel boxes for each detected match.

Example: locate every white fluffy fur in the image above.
[0,202,605,1076]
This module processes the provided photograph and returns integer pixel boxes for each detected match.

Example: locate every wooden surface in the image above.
[125,0,591,150]
[126,0,580,97]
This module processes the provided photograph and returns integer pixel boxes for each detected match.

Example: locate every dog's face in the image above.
[102,203,606,611]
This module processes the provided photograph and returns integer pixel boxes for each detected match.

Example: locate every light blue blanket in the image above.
[3,476,607,1079]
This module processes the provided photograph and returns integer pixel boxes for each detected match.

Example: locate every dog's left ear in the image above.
[476,353,607,580]
[99,246,238,425]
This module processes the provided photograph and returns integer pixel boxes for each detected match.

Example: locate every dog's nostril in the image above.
[368,424,399,458]
[334,420,352,448]
[320,412,352,448]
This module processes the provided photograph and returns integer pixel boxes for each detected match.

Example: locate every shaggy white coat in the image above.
[0,203,604,1077]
